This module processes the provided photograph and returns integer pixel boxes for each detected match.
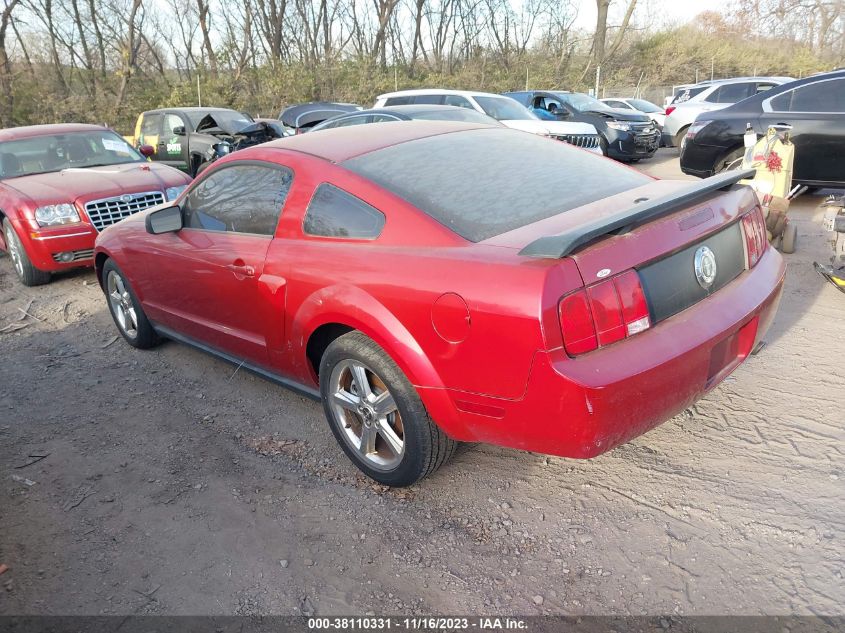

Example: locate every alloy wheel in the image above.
[107,270,138,339]
[328,359,404,471]
[6,226,23,277]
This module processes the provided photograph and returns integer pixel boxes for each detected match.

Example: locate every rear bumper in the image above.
[421,246,785,457]
[18,222,97,272]
[680,141,724,178]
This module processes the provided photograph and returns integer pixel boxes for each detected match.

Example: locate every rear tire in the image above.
[102,258,160,349]
[674,126,689,152]
[319,331,457,486]
[3,219,51,286]
[780,222,797,254]
[715,148,745,174]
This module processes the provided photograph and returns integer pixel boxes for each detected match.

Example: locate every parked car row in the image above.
[0,80,789,486]
[662,76,793,150]
[680,69,845,189]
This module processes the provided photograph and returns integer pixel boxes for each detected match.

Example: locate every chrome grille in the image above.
[52,248,94,263]
[631,122,657,135]
[85,191,164,232]
[555,134,601,149]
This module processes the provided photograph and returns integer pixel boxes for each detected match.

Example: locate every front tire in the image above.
[102,259,159,349]
[3,219,51,286]
[319,331,457,486]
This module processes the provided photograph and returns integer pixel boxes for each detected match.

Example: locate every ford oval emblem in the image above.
[597,268,611,278]
[120,194,133,203]
[694,246,717,290]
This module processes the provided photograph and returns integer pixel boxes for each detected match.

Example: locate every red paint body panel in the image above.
[0,124,191,273]
[94,123,786,459]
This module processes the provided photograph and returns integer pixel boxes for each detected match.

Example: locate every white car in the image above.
[374,89,603,154]
[662,77,792,150]
[600,98,666,129]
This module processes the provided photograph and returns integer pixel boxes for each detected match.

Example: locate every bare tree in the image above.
[0,0,21,126]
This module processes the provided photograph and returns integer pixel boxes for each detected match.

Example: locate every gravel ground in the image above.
[1,149,843,616]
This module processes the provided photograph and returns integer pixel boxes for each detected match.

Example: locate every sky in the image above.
[570,0,735,30]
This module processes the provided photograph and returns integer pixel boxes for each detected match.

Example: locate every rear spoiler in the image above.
[519,168,757,258]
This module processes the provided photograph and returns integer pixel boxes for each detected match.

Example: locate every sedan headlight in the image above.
[214,142,232,157]
[165,185,188,202]
[607,121,632,131]
[34,203,80,227]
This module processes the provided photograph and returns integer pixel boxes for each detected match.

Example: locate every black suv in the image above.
[503,90,659,161]
[681,70,845,188]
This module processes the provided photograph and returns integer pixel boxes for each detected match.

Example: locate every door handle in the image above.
[226,261,255,277]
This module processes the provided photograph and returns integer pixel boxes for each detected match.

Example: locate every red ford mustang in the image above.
[0,124,191,286]
[93,121,784,486]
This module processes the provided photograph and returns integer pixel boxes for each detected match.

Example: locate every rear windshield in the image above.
[671,86,708,104]
[343,128,650,242]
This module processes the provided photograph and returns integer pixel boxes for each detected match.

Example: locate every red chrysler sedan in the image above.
[93,121,784,486]
[0,124,191,286]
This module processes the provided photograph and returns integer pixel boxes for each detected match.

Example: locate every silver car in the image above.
[662,77,792,150]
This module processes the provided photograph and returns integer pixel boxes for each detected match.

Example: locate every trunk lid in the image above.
[486,177,759,323]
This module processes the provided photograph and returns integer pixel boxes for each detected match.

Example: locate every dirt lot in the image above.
[1,149,843,617]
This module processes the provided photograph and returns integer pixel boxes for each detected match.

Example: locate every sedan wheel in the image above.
[329,359,405,471]
[319,331,457,486]
[107,270,139,339]
[101,258,159,349]
[3,219,50,286]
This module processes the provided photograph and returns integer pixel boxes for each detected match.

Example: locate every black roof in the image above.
[278,102,362,127]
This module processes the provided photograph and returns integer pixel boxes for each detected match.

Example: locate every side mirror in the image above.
[145,205,183,234]
[138,144,155,158]
[172,125,186,136]
[552,107,569,117]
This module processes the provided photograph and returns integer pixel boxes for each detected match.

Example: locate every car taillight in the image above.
[665,106,676,116]
[559,270,651,356]
[741,207,767,268]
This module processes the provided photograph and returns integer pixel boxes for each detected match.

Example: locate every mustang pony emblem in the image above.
[694,245,717,290]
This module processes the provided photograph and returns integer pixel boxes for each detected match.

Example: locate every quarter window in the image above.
[303,183,385,239]
[182,164,293,235]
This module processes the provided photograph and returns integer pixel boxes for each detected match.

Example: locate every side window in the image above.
[162,114,184,136]
[140,113,162,137]
[182,164,293,235]
[755,83,776,94]
[328,115,370,128]
[788,79,845,112]
[607,100,628,109]
[384,96,411,106]
[706,83,753,104]
[370,114,400,123]
[444,95,473,109]
[303,183,385,239]
[412,94,444,105]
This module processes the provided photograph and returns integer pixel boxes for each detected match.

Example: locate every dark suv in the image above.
[504,90,659,161]
[680,70,845,188]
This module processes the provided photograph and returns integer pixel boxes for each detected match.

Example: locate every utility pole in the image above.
[594,65,601,98]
